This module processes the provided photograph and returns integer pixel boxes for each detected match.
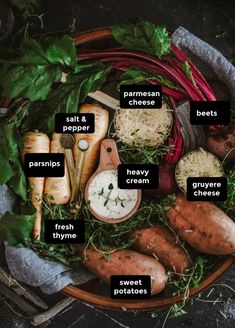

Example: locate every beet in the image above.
[207,122,235,164]
[144,164,178,198]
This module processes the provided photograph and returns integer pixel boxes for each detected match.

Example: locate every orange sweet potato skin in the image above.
[129,224,192,273]
[167,193,235,255]
[82,247,168,295]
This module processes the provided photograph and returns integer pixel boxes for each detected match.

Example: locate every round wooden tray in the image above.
[62,27,234,310]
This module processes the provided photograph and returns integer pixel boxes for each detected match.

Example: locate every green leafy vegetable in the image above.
[0,36,76,67]
[0,36,77,101]
[0,36,112,196]
[182,61,196,86]
[21,63,112,133]
[111,18,170,58]
[0,211,35,247]
[119,66,178,90]
[0,110,28,199]
[0,64,62,101]
[0,134,15,185]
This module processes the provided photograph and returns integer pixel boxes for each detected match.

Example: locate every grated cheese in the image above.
[175,149,224,193]
[114,103,172,147]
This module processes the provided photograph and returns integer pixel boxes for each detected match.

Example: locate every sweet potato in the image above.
[129,224,192,273]
[81,247,168,295]
[167,193,235,255]
[207,122,235,164]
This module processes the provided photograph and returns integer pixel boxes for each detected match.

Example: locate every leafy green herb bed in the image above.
[0,18,234,306]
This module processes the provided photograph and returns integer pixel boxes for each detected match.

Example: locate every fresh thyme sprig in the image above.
[82,195,175,254]
[117,142,173,165]
[217,169,235,219]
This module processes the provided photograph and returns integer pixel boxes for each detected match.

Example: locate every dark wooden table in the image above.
[0,0,234,327]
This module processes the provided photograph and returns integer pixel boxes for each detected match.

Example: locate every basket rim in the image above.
[62,27,234,310]
[63,256,234,310]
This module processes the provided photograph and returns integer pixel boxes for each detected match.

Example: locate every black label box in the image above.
[55,113,95,133]
[120,85,162,109]
[118,164,159,189]
[24,153,64,177]
[187,177,227,201]
[44,219,85,244]
[111,275,151,299]
[190,101,231,125]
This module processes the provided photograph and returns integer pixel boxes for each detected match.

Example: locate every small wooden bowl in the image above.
[85,139,141,223]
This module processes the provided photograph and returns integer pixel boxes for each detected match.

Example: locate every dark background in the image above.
[0,0,235,327]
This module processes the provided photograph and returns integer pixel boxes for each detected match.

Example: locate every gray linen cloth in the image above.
[171,26,235,107]
[5,244,93,294]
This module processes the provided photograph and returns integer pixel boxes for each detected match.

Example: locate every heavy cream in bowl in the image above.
[87,169,139,220]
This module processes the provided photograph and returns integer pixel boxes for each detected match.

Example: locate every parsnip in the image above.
[22,132,50,240]
[73,103,109,192]
[44,133,71,204]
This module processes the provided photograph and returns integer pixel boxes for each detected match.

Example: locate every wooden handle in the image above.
[0,267,48,310]
[88,91,119,110]
[74,27,112,45]
[70,151,85,208]
[31,297,75,326]
[64,149,75,187]
[97,139,121,172]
